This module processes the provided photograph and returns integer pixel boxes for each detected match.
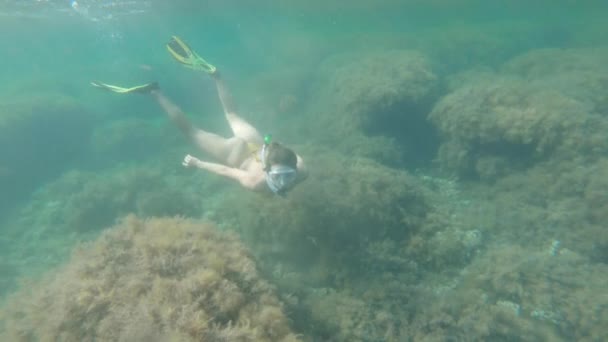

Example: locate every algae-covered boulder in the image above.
[430,74,598,180]
[318,50,438,116]
[466,156,608,262]
[216,147,430,285]
[306,50,440,167]
[0,92,95,211]
[502,48,608,114]
[1,216,300,342]
[411,244,608,341]
[430,47,608,180]
[304,288,405,341]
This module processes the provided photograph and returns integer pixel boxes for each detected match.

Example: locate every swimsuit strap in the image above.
[246,142,262,162]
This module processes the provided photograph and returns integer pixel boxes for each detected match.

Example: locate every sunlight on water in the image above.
[0,0,151,19]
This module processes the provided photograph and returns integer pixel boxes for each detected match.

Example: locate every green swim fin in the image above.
[166,35,216,74]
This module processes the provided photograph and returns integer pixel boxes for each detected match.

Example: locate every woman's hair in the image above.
[265,142,297,169]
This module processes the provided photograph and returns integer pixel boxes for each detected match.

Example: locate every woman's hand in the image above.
[182,154,201,168]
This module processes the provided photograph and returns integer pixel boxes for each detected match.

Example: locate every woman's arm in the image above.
[183,154,257,189]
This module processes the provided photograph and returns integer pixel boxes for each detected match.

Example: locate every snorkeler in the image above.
[92,36,307,196]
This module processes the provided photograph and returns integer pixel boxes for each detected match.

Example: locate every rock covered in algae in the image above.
[410,244,608,341]
[430,77,594,180]
[216,148,430,285]
[429,47,608,180]
[1,216,300,342]
[501,47,608,113]
[304,49,440,166]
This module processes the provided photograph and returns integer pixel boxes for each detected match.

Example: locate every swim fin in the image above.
[166,35,216,74]
[90,81,159,94]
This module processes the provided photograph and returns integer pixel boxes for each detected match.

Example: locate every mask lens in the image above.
[269,172,282,183]
[269,167,297,187]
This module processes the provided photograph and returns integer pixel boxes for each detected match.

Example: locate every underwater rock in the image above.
[19,165,204,234]
[0,163,208,293]
[502,47,608,115]
[319,50,438,115]
[410,244,608,341]
[308,49,441,168]
[305,288,404,341]
[430,47,608,180]
[1,216,300,342]
[215,148,430,286]
[429,73,595,180]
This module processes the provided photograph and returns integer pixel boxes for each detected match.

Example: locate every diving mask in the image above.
[265,165,297,194]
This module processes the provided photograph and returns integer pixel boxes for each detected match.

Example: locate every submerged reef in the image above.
[0,162,211,295]
[430,47,608,180]
[430,74,590,179]
[16,164,205,234]
[410,244,608,341]
[2,40,607,342]
[1,216,299,342]
[215,147,431,285]
[305,49,441,168]
[210,149,433,340]
[462,155,608,263]
[502,47,608,114]
[429,49,608,260]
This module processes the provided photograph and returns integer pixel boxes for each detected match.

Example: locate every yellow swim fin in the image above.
[90,81,159,94]
[166,36,216,74]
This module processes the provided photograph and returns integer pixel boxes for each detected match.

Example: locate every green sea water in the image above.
[1,0,608,340]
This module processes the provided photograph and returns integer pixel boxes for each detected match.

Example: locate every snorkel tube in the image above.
[261,134,272,172]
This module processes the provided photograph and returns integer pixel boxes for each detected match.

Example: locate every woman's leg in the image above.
[212,72,264,146]
[151,90,248,167]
